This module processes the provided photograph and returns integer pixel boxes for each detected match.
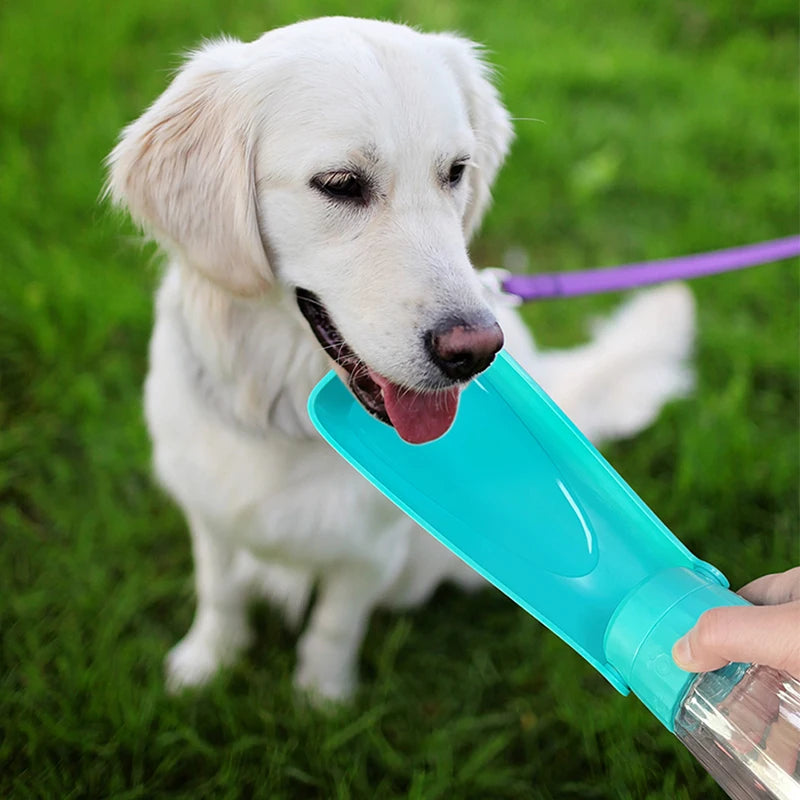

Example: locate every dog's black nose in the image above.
[426,318,504,381]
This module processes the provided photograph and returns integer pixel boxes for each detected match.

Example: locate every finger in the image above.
[738,567,800,605]
[672,601,800,677]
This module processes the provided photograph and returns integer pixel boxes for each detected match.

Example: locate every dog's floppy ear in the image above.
[106,39,271,296]
[433,35,514,239]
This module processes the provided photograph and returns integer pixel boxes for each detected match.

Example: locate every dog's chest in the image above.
[145,286,400,561]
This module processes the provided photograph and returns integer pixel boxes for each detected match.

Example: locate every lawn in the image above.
[1,0,798,798]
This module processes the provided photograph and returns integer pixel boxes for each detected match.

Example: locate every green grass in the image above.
[1,0,798,797]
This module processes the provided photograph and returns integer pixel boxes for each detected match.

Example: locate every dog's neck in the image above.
[167,264,331,440]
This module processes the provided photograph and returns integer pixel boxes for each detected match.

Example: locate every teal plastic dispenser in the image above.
[308,350,800,799]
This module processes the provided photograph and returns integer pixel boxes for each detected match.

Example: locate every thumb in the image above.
[672,601,800,677]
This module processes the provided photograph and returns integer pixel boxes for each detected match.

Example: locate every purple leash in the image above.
[501,235,800,301]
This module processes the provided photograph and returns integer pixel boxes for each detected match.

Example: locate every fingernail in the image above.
[673,635,694,671]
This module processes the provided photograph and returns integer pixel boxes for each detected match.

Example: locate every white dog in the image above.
[107,17,694,702]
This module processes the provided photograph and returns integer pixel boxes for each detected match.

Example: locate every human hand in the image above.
[672,566,800,679]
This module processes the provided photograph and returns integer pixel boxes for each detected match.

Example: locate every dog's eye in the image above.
[448,161,467,187]
[311,171,369,203]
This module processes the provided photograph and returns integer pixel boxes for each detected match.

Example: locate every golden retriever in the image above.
[107,17,694,701]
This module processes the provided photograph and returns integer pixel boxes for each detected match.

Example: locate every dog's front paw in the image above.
[293,632,357,705]
[165,622,251,693]
[293,660,355,706]
[165,635,223,693]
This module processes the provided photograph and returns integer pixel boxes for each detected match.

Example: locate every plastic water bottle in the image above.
[674,663,800,799]
[603,568,800,799]
[308,352,800,799]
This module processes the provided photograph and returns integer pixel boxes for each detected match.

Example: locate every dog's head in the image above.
[107,17,513,443]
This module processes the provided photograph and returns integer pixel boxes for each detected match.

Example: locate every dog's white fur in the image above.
[107,17,695,701]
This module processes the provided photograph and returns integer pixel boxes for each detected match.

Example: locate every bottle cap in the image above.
[604,567,749,730]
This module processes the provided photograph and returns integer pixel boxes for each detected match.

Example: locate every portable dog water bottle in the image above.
[308,350,800,799]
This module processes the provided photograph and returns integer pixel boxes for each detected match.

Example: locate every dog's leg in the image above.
[293,563,386,703]
[165,515,252,692]
[381,525,485,609]
[241,557,313,632]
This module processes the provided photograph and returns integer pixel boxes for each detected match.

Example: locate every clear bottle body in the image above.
[674,663,800,799]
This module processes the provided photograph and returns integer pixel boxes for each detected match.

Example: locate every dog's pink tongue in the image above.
[372,373,460,444]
